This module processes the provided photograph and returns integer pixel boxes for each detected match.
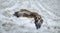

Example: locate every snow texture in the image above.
[0,0,60,33]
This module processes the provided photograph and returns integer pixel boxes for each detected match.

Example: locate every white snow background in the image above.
[0,0,60,33]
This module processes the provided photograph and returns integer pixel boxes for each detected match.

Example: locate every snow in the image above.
[0,0,60,33]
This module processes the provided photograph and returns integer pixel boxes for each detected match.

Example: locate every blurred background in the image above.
[0,0,60,33]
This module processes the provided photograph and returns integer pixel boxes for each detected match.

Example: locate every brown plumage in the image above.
[13,9,43,29]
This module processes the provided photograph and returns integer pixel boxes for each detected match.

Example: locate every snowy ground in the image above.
[0,0,60,33]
